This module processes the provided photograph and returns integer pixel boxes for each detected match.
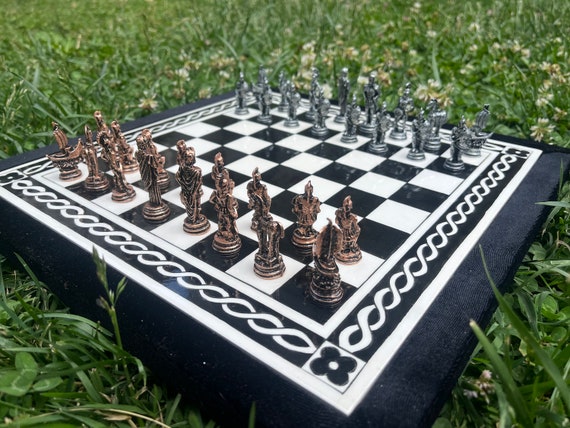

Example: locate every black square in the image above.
[152,131,193,146]
[250,127,292,143]
[269,190,299,223]
[428,156,476,178]
[271,268,358,325]
[252,145,300,163]
[298,127,340,141]
[203,114,240,128]
[314,162,367,184]
[372,159,423,181]
[261,165,310,189]
[199,147,247,168]
[390,184,447,212]
[326,187,385,218]
[307,143,351,160]
[356,142,402,159]
[120,201,186,232]
[188,234,258,272]
[357,218,409,260]
[201,129,244,145]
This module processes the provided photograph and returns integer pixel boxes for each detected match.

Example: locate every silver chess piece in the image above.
[424,98,447,152]
[359,72,380,136]
[334,67,350,123]
[368,102,391,154]
[390,82,414,140]
[235,72,250,115]
[341,94,361,144]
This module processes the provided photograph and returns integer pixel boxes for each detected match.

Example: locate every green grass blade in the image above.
[469,319,532,426]
[480,247,570,415]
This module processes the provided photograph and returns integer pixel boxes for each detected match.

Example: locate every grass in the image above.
[1,0,569,426]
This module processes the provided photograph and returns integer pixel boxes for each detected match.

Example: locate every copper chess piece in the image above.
[47,122,83,181]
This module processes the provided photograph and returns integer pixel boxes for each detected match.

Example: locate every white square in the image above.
[44,164,88,187]
[186,138,222,157]
[385,132,413,147]
[312,203,339,232]
[325,132,370,149]
[281,152,332,174]
[92,188,147,215]
[160,187,185,208]
[271,120,313,134]
[150,214,215,250]
[390,148,438,168]
[409,169,463,195]
[441,148,490,166]
[224,120,268,136]
[336,150,385,171]
[227,252,306,295]
[269,107,289,118]
[177,122,220,137]
[338,251,384,288]
[324,117,346,132]
[276,134,322,152]
[367,200,430,234]
[350,172,406,198]
[288,175,345,201]
[225,155,278,178]
[225,104,259,120]
[224,136,272,154]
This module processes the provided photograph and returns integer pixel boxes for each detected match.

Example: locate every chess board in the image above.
[1,93,568,427]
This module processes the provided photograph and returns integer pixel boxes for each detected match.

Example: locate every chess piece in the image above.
[359,72,380,136]
[247,167,271,231]
[47,122,83,181]
[255,76,273,124]
[284,81,301,127]
[467,104,492,156]
[306,67,320,120]
[176,141,210,234]
[110,120,139,173]
[425,98,447,153]
[277,71,289,112]
[334,196,362,264]
[254,65,268,94]
[99,130,136,202]
[254,215,286,279]
[211,152,225,187]
[334,67,350,123]
[311,87,330,137]
[82,125,110,192]
[235,72,250,115]
[309,219,344,306]
[135,130,171,223]
[341,94,361,144]
[390,82,414,140]
[291,181,321,251]
[139,129,170,191]
[210,168,241,256]
[407,109,430,160]
[444,116,469,172]
[368,102,391,154]
[93,110,110,144]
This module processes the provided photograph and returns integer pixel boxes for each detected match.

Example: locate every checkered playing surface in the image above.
[54,97,489,324]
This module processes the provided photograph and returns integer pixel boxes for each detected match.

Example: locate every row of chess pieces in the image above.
[236,66,493,171]
[46,111,359,306]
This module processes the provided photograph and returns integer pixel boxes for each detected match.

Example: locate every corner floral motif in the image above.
[310,346,357,386]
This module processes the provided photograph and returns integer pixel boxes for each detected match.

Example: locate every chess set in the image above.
[1,69,569,427]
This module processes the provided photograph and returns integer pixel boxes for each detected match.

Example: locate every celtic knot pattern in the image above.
[11,180,317,354]
[338,154,518,353]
